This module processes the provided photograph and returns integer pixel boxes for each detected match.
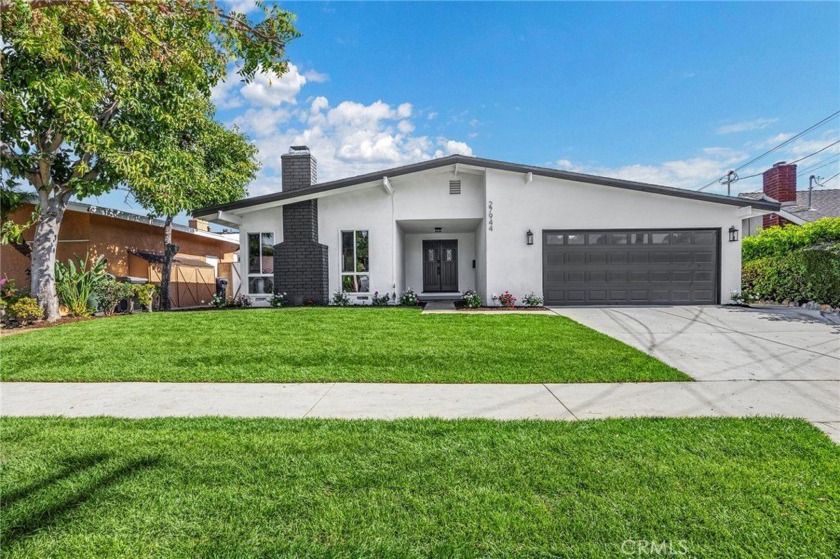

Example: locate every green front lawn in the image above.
[2,417,837,558]
[0,308,687,383]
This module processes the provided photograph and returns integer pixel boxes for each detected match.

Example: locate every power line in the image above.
[723,141,840,186]
[788,139,840,165]
[820,171,840,185]
[695,110,840,192]
[798,154,840,176]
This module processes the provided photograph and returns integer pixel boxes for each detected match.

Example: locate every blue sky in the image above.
[88,1,840,220]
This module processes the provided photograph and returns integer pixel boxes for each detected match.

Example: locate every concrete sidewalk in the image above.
[3,380,838,441]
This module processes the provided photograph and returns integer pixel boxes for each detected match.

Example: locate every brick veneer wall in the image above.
[274,148,329,305]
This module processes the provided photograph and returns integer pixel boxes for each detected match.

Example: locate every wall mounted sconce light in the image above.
[729,226,739,242]
[526,229,534,245]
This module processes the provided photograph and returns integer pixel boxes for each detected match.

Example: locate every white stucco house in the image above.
[194,146,780,307]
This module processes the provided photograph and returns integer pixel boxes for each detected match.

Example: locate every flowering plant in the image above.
[331,290,351,306]
[462,290,482,308]
[270,292,287,308]
[399,288,418,306]
[522,292,543,307]
[371,291,390,306]
[498,291,516,308]
[210,293,227,309]
[229,294,252,308]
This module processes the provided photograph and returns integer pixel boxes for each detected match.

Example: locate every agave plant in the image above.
[55,254,108,317]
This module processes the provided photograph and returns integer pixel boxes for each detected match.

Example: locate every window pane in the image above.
[587,233,606,245]
[672,231,692,244]
[342,275,354,292]
[355,230,369,272]
[248,233,261,274]
[651,233,670,244]
[629,233,648,244]
[356,275,369,293]
[545,234,564,245]
[609,233,628,245]
[248,276,273,294]
[567,234,585,245]
[694,231,715,245]
[342,232,355,273]
[261,233,274,274]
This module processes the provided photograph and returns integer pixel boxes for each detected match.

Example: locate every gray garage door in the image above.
[543,229,719,306]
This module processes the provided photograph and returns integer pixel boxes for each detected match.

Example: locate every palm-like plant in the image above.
[55,254,108,317]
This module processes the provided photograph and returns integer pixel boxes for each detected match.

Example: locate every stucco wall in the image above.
[483,170,743,303]
[232,165,745,306]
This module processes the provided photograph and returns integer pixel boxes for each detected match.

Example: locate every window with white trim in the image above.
[341,230,369,292]
[247,232,274,294]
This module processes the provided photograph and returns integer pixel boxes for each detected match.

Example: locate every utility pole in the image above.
[719,170,739,197]
[809,175,826,210]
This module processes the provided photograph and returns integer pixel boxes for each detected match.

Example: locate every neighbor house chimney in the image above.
[762,161,797,229]
[281,145,317,191]
[188,218,210,232]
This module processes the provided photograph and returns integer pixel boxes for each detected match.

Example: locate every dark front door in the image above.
[423,240,459,292]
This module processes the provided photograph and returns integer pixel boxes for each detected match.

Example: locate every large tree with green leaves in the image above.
[0,0,297,320]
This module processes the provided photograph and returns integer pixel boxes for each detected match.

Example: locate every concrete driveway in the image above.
[550,305,840,382]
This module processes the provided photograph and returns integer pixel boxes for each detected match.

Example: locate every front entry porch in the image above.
[397,218,481,300]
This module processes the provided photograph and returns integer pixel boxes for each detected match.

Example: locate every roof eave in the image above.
[193,155,782,216]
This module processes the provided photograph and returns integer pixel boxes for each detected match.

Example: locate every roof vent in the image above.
[449,180,461,195]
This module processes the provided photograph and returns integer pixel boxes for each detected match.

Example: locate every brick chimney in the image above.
[275,146,328,305]
[281,145,317,191]
[762,161,797,228]
[188,218,210,232]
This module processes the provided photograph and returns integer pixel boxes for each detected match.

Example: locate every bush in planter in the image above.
[134,284,158,312]
[371,291,390,306]
[8,296,43,324]
[522,292,543,307]
[96,277,136,316]
[462,290,482,308]
[270,292,287,308]
[398,288,418,306]
[498,291,516,308]
[331,290,351,306]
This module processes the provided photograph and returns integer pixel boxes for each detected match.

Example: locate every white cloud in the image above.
[427,112,438,120]
[716,117,778,135]
[210,64,472,192]
[223,0,260,14]
[225,0,258,14]
[553,128,840,196]
[554,147,748,194]
[303,69,329,83]
[240,64,307,107]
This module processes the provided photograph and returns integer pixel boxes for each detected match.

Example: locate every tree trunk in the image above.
[30,192,69,322]
[159,216,179,311]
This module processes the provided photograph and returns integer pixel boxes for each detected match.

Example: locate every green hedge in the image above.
[741,249,840,307]
[742,217,840,262]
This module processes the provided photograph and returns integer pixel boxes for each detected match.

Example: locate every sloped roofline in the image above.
[193,154,782,216]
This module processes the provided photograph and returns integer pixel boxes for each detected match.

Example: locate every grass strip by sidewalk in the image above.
[1,417,838,558]
[0,308,688,383]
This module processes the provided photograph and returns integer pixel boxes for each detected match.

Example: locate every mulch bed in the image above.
[458,307,550,312]
[1,316,97,335]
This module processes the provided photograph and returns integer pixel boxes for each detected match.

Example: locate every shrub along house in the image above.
[1,199,239,308]
[193,146,780,307]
